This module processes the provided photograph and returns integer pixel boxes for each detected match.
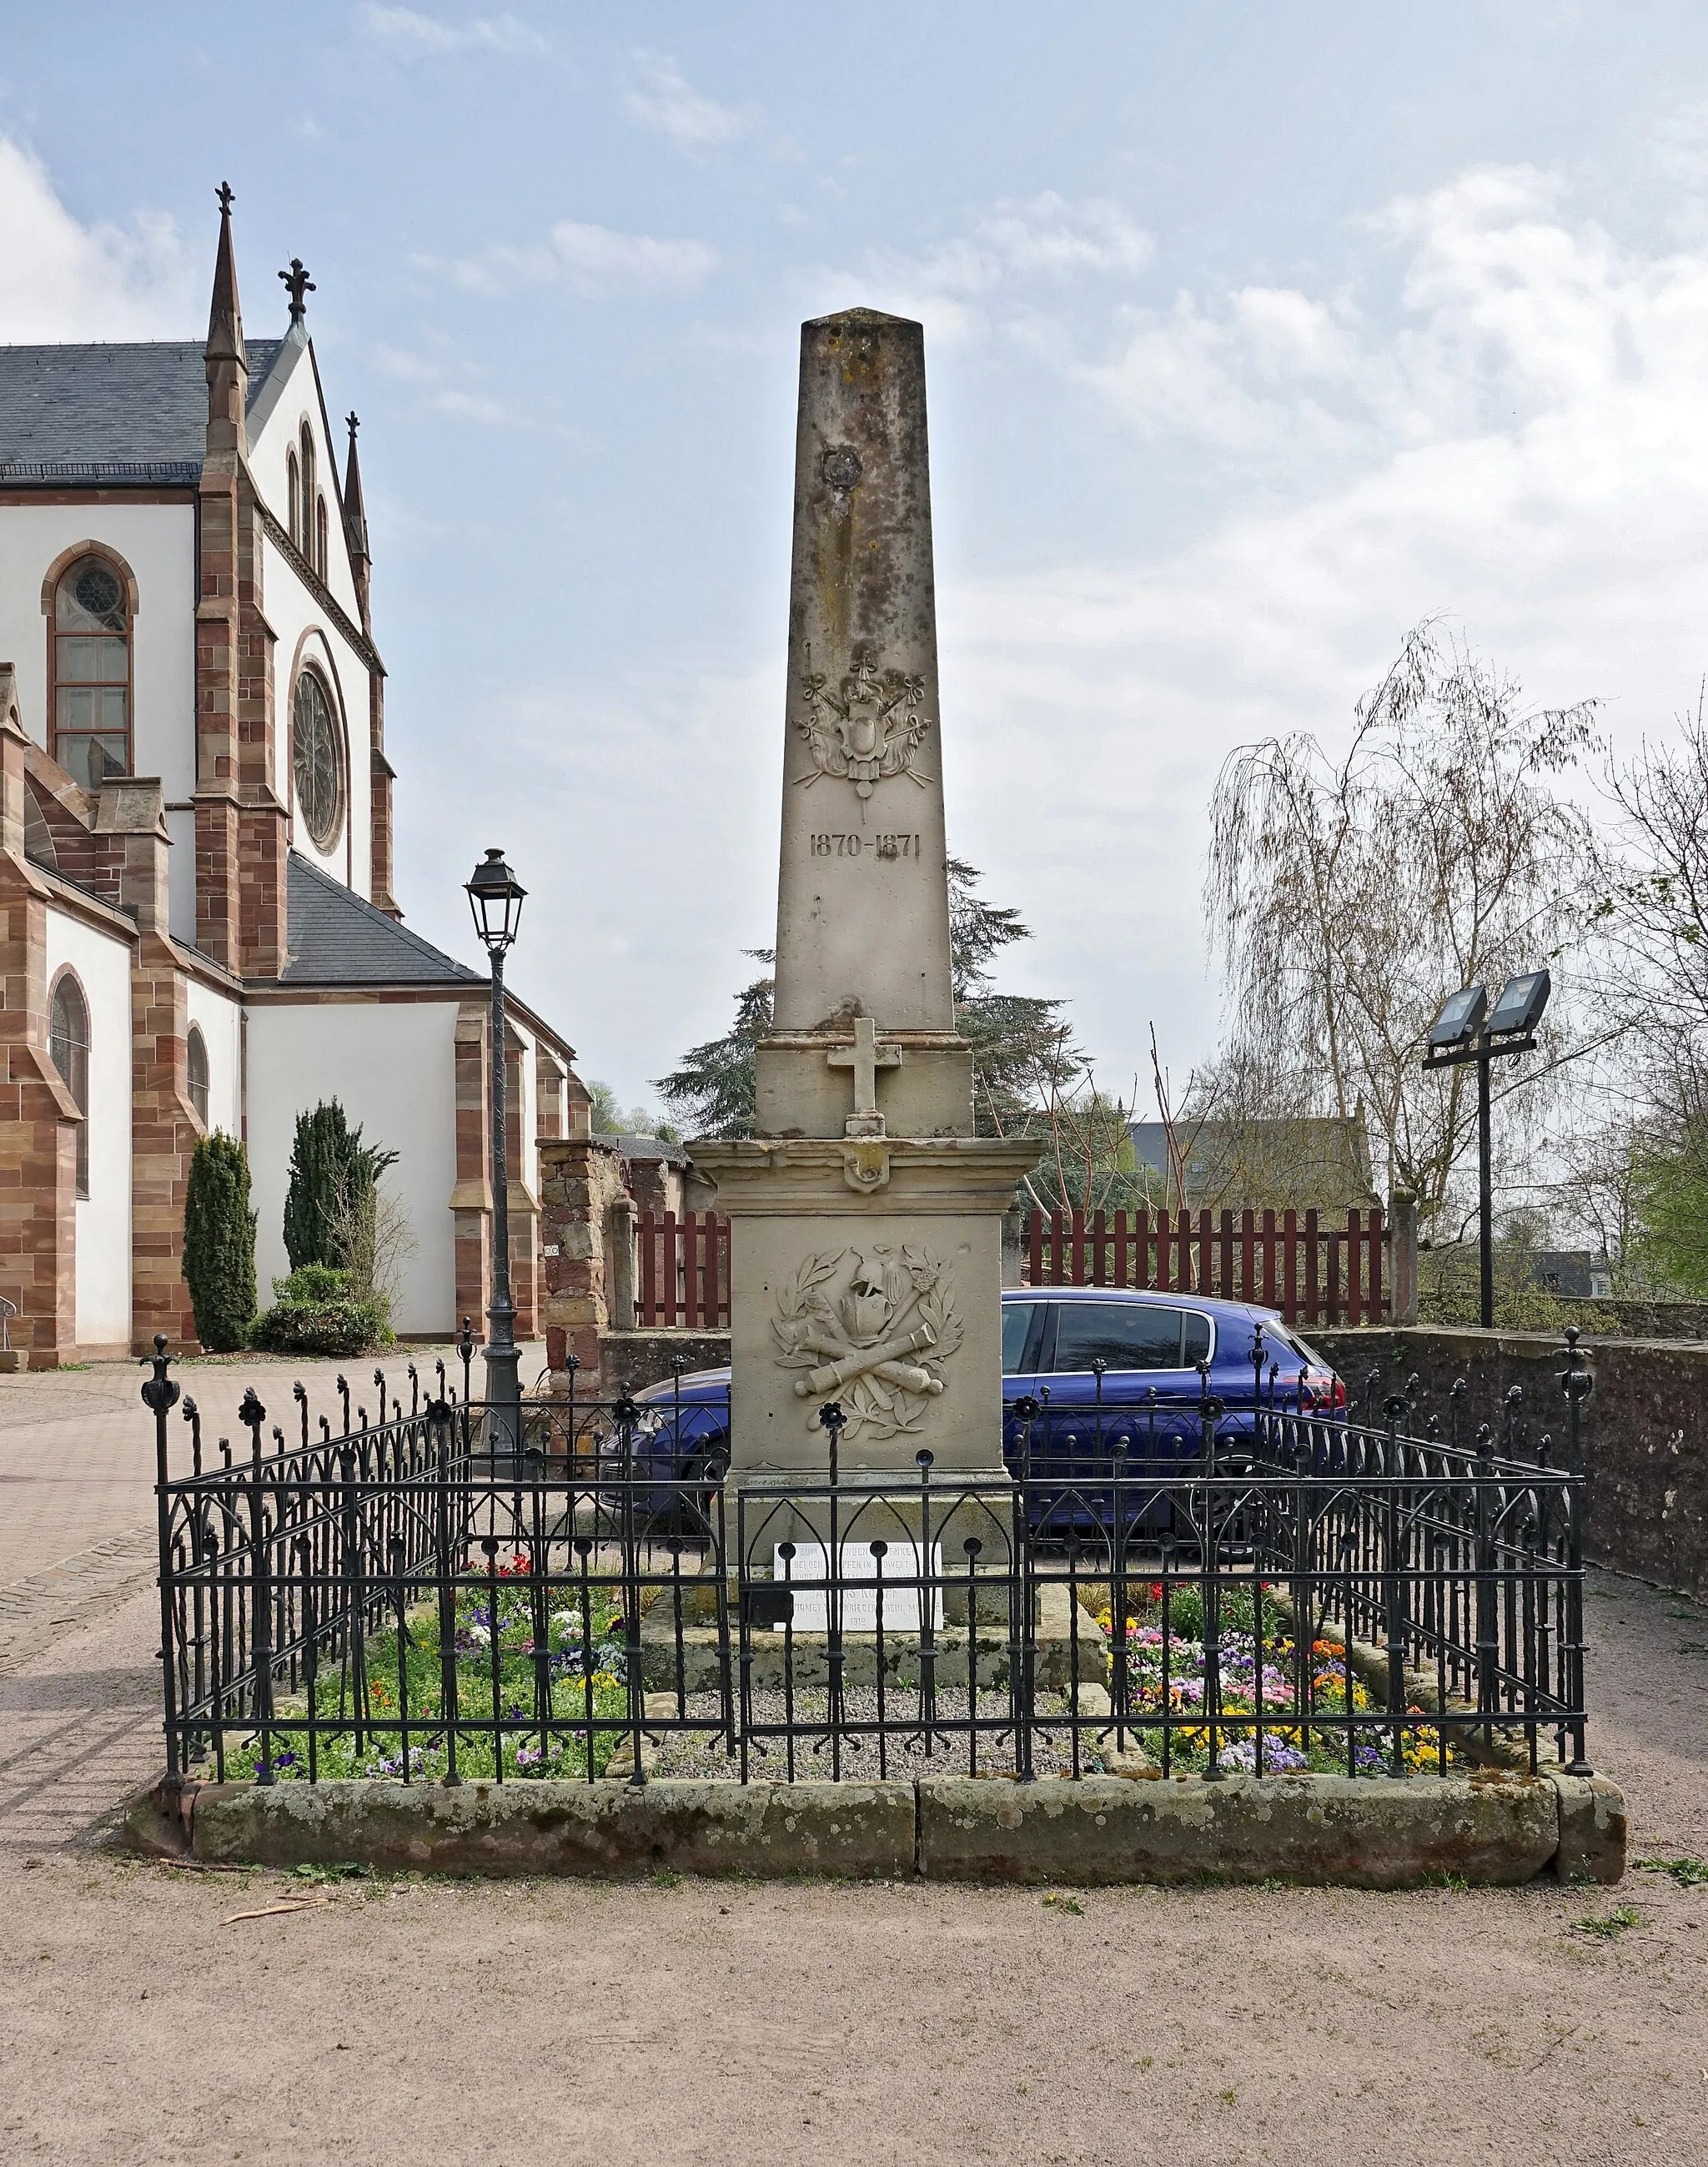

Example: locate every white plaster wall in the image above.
[166,807,196,946]
[247,347,368,629]
[184,978,244,1140]
[510,1016,539,1197]
[0,501,196,791]
[244,998,458,1335]
[44,905,133,1349]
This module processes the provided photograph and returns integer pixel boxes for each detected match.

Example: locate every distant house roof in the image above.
[0,338,283,483]
[279,852,483,987]
[596,1133,689,1165]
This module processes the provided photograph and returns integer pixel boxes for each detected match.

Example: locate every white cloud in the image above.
[0,135,194,341]
[927,161,1708,1078]
[425,219,717,298]
[356,5,546,58]
[824,192,1154,339]
[624,51,752,152]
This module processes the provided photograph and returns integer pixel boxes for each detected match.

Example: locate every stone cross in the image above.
[826,1015,901,1137]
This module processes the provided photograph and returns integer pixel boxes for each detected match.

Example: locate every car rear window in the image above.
[1051,1303,1189,1372]
[1001,1300,1042,1373]
[1183,1311,1212,1365]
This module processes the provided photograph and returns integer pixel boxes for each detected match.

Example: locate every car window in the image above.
[1051,1303,1187,1373]
[1001,1301,1042,1374]
[1183,1312,1212,1365]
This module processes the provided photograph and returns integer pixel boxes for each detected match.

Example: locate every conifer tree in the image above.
[283,1100,399,1270]
[182,1131,257,1352]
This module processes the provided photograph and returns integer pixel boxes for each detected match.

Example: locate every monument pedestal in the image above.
[691,1135,1037,1486]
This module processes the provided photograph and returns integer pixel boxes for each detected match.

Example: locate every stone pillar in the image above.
[694,311,1037,1486]
[538,1135,629,1385]
[609,1194,638,1331]
[1389,1193,1419,1327]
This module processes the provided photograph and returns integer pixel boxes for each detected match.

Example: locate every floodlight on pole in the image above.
[1422,968,1552,1329]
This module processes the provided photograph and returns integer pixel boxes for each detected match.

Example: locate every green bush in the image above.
[182,1132,257,1351]
[250,1265,394,1356]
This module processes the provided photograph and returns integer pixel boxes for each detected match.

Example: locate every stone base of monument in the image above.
[123,1767,1627,1887]
[637,1576,1104,1694]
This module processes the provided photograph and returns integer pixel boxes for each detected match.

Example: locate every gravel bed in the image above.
[639,1687,1111,1782]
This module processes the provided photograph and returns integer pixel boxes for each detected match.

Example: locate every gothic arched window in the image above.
[291,666,344,852]
[52,554,130,792]
[186,1025,210,1128]
[299,424,316,562]
[287,450,301,548]
[50,973,90,1198]
[316,494,329,581]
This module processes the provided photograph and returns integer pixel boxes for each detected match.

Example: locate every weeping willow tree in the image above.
[1204,622,1597,1232]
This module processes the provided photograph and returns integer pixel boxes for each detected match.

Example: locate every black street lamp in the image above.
[466,847,527,1459]
[1423,969,1551,1328]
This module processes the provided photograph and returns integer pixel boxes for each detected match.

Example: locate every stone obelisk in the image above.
[693,310,1037,1485]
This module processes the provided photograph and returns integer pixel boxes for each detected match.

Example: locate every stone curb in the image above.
[122,1767,1626,1885]
[140,1777,917,1880]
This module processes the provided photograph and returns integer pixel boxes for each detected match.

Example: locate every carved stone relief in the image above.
[772,1244,963,1439]
[794,656,933,812]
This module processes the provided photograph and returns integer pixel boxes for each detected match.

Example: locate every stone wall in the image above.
[1313,1325,1708,1601]
[597,1328,731,1400]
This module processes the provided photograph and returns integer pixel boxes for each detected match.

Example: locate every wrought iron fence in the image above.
[143,1332,1592,1792]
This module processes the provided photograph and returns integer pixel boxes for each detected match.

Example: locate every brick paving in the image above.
[0,1344,542,1667]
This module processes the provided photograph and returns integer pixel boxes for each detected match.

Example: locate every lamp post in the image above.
[466,847,527,1460]
[1423,970,1552,1329]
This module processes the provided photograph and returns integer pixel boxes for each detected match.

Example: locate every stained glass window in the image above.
[53,556,128,792]
[292,669,343,852]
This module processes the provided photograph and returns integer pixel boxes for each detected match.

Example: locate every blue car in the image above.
[620,1288,1343,1513]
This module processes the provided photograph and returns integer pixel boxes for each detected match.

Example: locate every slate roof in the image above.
[279,852,483,987]
[0,339,282,482]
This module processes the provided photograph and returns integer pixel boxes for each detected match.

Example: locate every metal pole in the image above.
[484,943,521,1461]
[1477,1035,1494,1330]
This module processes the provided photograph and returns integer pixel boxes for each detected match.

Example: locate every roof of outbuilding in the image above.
[279,852,483,987]
[0,338,283,482]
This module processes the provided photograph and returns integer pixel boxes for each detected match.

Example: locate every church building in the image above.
[0,188,587,1364]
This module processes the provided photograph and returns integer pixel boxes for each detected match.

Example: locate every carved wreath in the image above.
[772,1244,964,1441]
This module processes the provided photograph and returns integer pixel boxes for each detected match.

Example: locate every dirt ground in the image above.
[2,1364,1705,2164]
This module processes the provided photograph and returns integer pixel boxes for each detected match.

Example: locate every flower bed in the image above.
[1094,1585,1452,1777]
[219,1565,630,1783]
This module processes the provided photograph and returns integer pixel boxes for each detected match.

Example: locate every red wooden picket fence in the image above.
[634,1204,1386,1331]
[636,1210,731,1329]
[1024,1206,1388,1327]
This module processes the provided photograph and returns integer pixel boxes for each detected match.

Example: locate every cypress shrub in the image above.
[283,1099,398,1271]
[182,1131,258,1352]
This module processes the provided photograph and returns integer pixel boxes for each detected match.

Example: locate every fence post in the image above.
[142,1336,183,1789]
[1560,1329,1594,1775]
[1473,1422,1499,1760]
[1382,1394,1409,1773]
[610,1197,637,1331]
[1389,1193,1418,1324]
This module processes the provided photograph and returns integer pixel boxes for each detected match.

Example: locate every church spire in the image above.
[344,411,373,631]
[205,181,244,364]
[203,182,248,460]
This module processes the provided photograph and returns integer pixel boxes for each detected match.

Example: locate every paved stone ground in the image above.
[1,1360,1705,2164]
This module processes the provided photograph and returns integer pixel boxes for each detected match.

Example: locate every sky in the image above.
[8,3,1708,1118]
